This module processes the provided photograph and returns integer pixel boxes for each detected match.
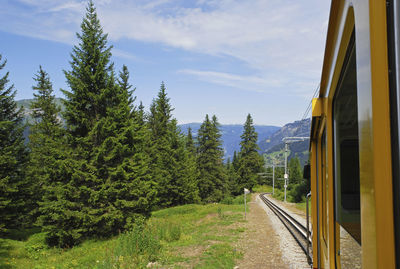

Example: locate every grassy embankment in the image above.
[0,196,249,269]
[253,185,310,213]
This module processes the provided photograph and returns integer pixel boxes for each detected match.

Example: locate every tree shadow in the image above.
[0,227,42,269]
[0,240,13,269]
[2,227,41,241]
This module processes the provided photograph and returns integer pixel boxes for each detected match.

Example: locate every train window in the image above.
[333,33,360,243]
[333,32,362,267]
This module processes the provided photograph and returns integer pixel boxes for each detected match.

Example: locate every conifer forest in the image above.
[0,1,271,249]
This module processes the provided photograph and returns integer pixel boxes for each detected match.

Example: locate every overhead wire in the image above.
[301,84,320,120]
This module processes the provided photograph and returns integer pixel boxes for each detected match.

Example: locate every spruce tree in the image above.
[232,151,240,171]
[289,155,302,184]
[226,157,239,195]
[41,1,155,247]
[236,114,264,194]
[197,114,227,202]
[0,55,29,232]
[27,66,64,222]
[62,0,113,142]
[186,127,196,155]
[118,65,136,113]
[185,126,200,200]
[148,82,199,207]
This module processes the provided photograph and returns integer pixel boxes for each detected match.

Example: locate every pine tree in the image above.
[118,65,136,113]
[186,127,196,155]
[226,157,239,195]
[62,0,113,143]
[197,114,228,202]
[0,55,29,232]
[41,1,155,247]
[27,66,64,223]
[232,151,240,171]
[137,101,145,126]
[236,114,264,194]
[289,155,302,184]
[148,83,199,207]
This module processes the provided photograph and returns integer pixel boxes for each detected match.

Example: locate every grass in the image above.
[0,200,248,268]
[253,184,311,214]
[253,184,287,201]
[252,185,273,193]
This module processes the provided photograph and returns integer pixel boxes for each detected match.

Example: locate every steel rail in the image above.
[259,193,312,265]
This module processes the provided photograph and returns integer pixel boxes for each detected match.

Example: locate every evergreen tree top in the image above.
[240,113,259,155]
[186,127,196,154]
[149,82,175,139]
[0,55,22,124]
[31,66,60,127]
[157,81,173,119]
[62,0,114,138]
[118,65,136,109]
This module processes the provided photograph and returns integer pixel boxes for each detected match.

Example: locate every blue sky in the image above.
[0,0,330,126]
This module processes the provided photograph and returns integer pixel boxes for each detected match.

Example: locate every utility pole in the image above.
[282,136,310,202]
[272,164,275,195]
[284,143,288,202]
[263,161,284,195]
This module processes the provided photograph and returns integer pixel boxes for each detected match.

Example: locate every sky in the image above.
[0,0,330,126]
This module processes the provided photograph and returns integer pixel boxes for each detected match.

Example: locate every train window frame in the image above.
[387,0,400,265]
[315,138,322,269]
[320,129,328,246]
[332,31,361,245]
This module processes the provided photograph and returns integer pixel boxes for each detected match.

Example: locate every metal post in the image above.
[284,143,288,176]
[306,192,312,265]
[284,178,287,202]
[244,192,246,219]
[272,164,275,195]
[284,143,288,202]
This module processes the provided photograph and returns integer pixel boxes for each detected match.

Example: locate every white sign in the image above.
[284,174,288,179]
[244,188,250,194]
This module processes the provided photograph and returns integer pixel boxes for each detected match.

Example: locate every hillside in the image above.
[17,98,65,124]
[261,119,311,166]
[258,118,310,153]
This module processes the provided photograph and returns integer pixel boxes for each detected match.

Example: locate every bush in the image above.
[152,219,182,242]
[101,220,162,268]
[25,232,48,260]
[288,182,309,203]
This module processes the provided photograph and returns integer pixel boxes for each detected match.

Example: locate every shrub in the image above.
[152,219,182,242]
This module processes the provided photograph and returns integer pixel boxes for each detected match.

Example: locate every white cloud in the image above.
[0,0,330,97]
[179,69,283,93]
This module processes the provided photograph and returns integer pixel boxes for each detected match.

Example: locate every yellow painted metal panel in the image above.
[312,98,322,117]
[310,142,319,267]
[326,97,336,269]
[368,0,396,267]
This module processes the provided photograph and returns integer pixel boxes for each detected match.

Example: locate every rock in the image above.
[146,262,159,268]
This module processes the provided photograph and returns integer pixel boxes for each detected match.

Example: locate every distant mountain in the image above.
[17,98,309,164]
[179,123,280,161]
[16,98,65,124]
[259,118,310,153]
[260,119,311,166]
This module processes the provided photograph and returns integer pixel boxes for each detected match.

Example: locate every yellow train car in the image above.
[309,0,399,268]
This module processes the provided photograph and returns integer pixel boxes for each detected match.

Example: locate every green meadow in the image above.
[0,196,249,269]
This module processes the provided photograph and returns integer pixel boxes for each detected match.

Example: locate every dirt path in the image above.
[235,193,289,268]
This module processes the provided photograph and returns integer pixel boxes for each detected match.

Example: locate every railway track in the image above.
[259,193,313,265]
